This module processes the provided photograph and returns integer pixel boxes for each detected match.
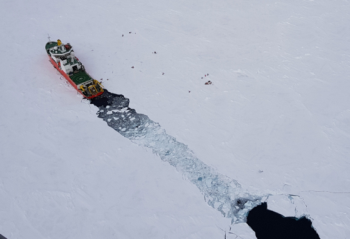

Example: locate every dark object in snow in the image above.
[129,32,131,34]
[90,95,109,107]
[162,72,164,75]
[205,81,212,85]
[153,51,157,54]
[189,91,191,93]
[0,234,7,239]
[45,39,104,99]
[122,34,124,37]
[90,89,119,107]
[247,202,320,239]
[131,66,134,69]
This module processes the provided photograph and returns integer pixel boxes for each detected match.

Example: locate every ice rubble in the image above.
[93,91,263,223]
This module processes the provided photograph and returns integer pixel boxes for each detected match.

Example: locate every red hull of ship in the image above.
[49,56,103,99]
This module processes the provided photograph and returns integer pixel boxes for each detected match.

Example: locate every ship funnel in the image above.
[57,39,62,46]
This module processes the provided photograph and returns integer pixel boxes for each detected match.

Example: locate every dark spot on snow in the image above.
[247,202,320,239]
[198,177,202,181]
[235,198,248,209]
[89,89,122,107]
[90,95,109,107]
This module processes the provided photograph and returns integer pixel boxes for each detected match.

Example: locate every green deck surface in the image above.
[70,70,92,85]
[45,42,58,51]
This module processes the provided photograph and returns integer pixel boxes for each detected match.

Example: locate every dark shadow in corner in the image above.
[0,234,7,239]
[247,202,320,239]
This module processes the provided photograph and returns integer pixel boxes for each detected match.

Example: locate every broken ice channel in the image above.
[92,90,263,223]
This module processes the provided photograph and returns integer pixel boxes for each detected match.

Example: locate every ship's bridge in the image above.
[60,54,82,75]
[49,45,73,57]
[46,40,82,75]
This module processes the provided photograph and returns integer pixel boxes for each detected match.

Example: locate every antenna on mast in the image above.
[48,34,51,42]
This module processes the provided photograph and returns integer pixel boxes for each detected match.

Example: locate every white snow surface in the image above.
[1,0,350,238]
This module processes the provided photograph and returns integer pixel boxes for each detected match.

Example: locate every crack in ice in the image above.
[92,91,263,223]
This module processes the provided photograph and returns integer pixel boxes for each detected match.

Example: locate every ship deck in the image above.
[70,70,92,85]
[45,42,58,52]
